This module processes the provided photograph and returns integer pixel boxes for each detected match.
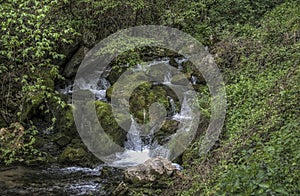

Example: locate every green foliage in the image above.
[0,123,45,165]
[178,1,300,195]
[0,0,75,124]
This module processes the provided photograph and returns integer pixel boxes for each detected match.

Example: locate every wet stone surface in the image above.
[0,165,123,196]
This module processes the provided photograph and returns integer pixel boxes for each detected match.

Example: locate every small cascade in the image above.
[163,71,172,84]
[59,84,73,95]
[175,57,187,70]
[97,78,111,90]
[111,116,151,167]
[172,93,193,121]
[63,77,110,101]
[64,57,194,167]
[125,116,143,151]
[168,96,178,116]
[191,75,198,85]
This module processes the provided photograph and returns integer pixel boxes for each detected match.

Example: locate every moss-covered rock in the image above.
[62,46,86,79]
[52,133,71,147]
[58,146,87,164]
[95,101,129,147]
[108,66,129,84]
[129,83,170,124]
[181,61,206,84]
[55,104,76,136]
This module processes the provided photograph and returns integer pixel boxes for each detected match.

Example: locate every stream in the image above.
[0,165,123,195]
[1,57,198,195]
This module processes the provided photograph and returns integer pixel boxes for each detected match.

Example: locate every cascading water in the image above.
[66,57,196,167]
[191,75,198,85]
[168,96,178,116]
[124,116,143,151]
[175,57,187,70]
[61,77,111,101]
[163,71,172,84]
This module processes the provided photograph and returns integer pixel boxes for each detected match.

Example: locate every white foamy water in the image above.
[110,149,151,167]
[62,58,194,168]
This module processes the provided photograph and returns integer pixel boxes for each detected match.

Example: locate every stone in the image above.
[94,101,129,146]
[58,146,87,164]
[53,133,71,147]
[62,46,86,78]
[124,156,178,184]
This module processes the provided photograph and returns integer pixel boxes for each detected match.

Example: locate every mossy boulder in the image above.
[62,46,85,79]
[129,83,170,124]
[52,132,71,147]
[171,74,190,86]
[108,65,128,84]
[59,146,88,164]
[95,101,129,147]
[55,104,76,136]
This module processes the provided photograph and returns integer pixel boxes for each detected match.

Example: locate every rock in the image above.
[58,146,87,164]
[129,83,170,124]
[169,56,178,67]
[108,65,128,84]
[124,156,178,184]
[181,61,206,84]
[94,101,129,146]
[53,133,71,147]
[171,74,190,86]
[55,39,80,67]
[62,46,86,78]
[55,104,76,136]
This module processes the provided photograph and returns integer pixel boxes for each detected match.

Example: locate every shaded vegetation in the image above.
[0,0,299,195]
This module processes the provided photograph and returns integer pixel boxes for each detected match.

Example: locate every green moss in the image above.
[94,101,129,146]
[59,146,87,164]
[55,104,76,135]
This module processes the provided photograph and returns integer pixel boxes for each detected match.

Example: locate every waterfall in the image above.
[97,78,111,90]
[172,92,193,121]
[62,77,110,101]
[67,57,194,167]
[163,71,172,84]
[124,116,143,151]
[168,96,178,116]
[191,75,198,85]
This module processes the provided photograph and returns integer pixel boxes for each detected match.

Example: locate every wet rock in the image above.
[94,101,129,146]
[169,56,178,67]
[59,146,87,164]
[129,83,169,124]
[55,104,76,136]
[181,61,206,84]
[171,74,190,86]
[124,156,178,184]
[108,65,128,84]
[63,46,86,79]
[53,133,71,147]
